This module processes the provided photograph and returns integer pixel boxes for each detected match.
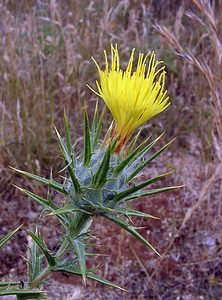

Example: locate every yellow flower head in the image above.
[88,44,170,144]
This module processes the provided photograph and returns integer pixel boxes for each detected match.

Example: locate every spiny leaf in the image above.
[124,185,184,201]
[125,209,159,219]
[114,171,173,202]
[14,186,67,223]
[114,134,154,175]
[110,137,118,153]
[92,204,120,214]
[93,110,104,149]
[92,146,111,187]
[92,205,159,219]
[14,186,57,211]
[0,225,22,249]
[69,238,87,284]
[83,107,92,166]
[54,126,80,194]
[127,133,165,171]
[64,110,75,168]
[69,212,91,239]
[106,215,162,257]
[85,252,108,257]
[91,101,105,149]
[49,205,91,216]
[26,230,56,267]
[87,273,126,291]
[28,228,43,282]
[10,167,66,195]
[92,101,99,133]
[53,262,126,290]
[128,138,175,181]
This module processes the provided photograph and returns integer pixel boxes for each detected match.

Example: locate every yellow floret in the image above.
[88,44,170,144]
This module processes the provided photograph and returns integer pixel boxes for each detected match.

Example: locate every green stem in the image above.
[29,265,51,289]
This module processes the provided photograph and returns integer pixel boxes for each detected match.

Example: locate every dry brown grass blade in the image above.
[153,24,184,54]
[174,3,185,39]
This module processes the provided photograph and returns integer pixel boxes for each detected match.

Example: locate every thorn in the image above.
[12,184,23,191]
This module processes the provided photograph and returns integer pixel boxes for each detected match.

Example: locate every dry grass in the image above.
[156,0,222,150]
[1,0,215,169]
[0,0,157,170]
[155,0,222,225]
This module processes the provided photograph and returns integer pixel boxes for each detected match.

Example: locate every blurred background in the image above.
[0,0,222,299]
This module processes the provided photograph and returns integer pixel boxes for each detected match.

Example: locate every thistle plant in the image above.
[1,45,181,298]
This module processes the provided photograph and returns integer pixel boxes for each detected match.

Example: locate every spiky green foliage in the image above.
[28,229,44,283]
[0,225,22,249]
[0,227,47,299]
[12,103,181,290]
